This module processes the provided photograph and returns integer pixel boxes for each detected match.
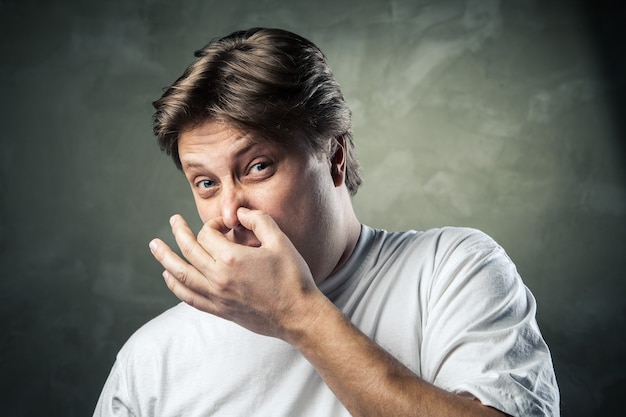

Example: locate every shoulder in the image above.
[125,302,201,343]
[354,226,514,304]
[374,225,497,250]
[427,227,506,269]
[413,226,499,253]
[427,227,520,294]
[374,225,521,300]
[116,302,238,363]
[371,225,503,266]
[114,303,188,361]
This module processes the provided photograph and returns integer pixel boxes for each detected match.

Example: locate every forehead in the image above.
[179,119,317,159]
[178,120,321,171]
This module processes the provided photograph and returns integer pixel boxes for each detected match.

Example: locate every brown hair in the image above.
[152,27,362,195]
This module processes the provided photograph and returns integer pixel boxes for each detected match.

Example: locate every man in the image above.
[94,28,559,416]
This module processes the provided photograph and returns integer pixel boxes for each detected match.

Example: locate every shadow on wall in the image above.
[582,2,626,415]
[584,0,626,163]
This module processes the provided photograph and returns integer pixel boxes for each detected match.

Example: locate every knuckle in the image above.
[221,252,237,267]
[164,274,176,291]
[181,293,196,307]
[180,242,196,260]
[196,231,210,249]
[197,225,211,238]
[213,273,231,291]
[171,267,188,285]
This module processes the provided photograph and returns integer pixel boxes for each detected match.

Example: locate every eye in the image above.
[250,161,270,174]
[197,179,215,189]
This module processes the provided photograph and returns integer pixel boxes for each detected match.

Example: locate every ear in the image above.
[330,136,347,187]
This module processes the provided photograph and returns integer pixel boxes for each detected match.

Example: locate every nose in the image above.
[220,183,245,230]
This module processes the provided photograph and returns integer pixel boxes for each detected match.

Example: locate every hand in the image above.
[149,207,323,339]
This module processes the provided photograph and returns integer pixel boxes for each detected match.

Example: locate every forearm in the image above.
[285,295,507,417]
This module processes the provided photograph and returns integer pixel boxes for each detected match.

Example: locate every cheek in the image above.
[271,182,328,238]
[193,195,217,224]
[245,185,301,232]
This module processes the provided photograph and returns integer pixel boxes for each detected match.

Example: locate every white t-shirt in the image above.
[93,225,560,416]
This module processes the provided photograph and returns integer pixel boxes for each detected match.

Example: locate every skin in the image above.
[148,119,509,417]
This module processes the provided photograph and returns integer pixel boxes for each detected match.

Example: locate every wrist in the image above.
[280,290,338,348]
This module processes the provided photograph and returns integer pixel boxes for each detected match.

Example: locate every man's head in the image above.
[152,27,362,195]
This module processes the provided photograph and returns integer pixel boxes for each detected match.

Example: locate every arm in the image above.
[149,209,508,417]
[284,292,508,417]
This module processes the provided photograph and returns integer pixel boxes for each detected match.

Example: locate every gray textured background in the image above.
[1,0,624,415]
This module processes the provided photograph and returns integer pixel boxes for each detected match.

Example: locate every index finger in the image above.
[196,216,248,260]
[169,214,216,269]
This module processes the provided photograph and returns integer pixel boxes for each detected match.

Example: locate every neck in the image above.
[316,204,361,285]
[333,216,362,276]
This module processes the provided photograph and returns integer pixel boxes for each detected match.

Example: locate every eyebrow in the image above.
[181,137,267,170]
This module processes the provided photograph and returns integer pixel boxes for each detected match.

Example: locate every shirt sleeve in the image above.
[92,358,136,417]
[420,228,560,417]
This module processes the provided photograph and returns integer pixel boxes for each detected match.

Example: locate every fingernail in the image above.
[149,240,158,253]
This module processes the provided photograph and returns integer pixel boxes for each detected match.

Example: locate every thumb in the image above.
[236,208,285,247]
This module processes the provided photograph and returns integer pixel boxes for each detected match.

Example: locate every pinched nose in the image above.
[220,185,245,230]
[219,186,262,247]
[222,210,240,230]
